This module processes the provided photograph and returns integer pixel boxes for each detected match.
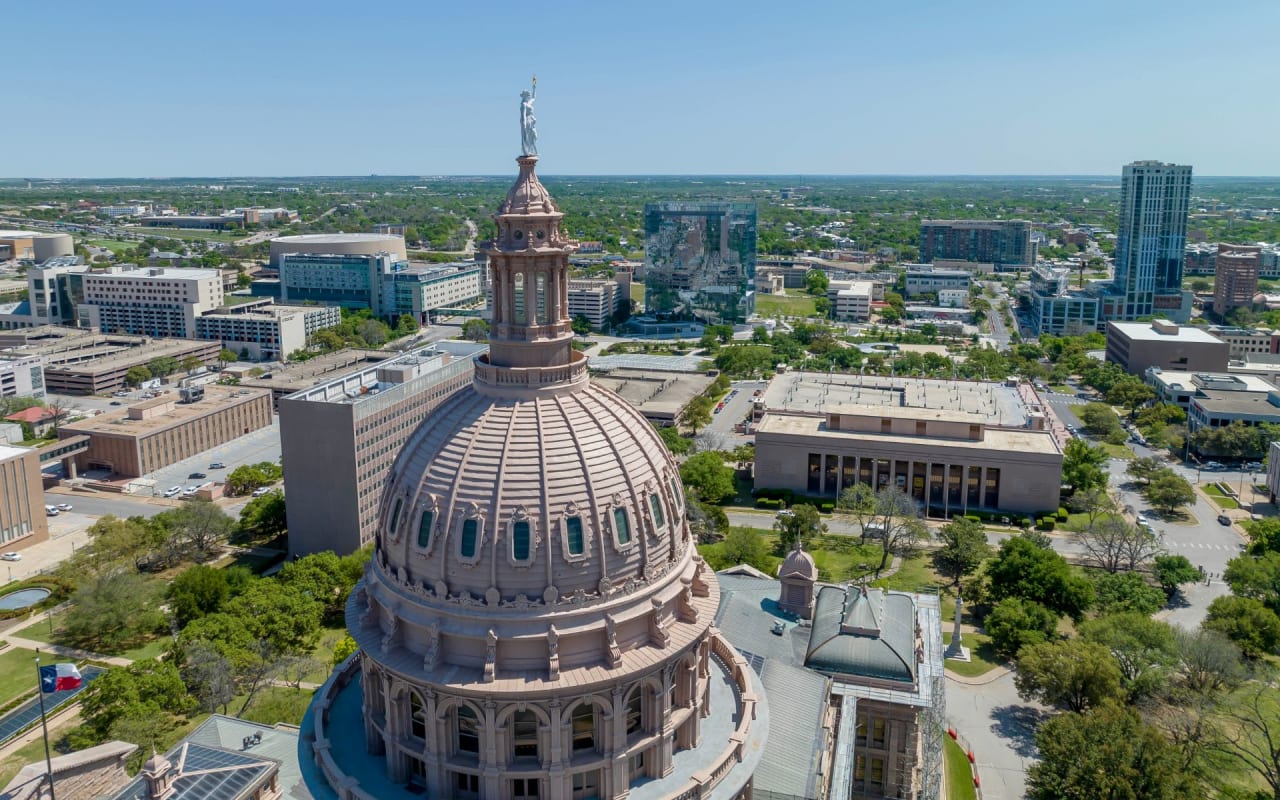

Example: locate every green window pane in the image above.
[614,508,630,545]
[389,497,403,532]
[461,519,478,558]
[566,517,584,555]
[513,520,530,561]
[417,511,433,548]
[649,494,665,528]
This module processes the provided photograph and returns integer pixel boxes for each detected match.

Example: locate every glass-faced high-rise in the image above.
[1111,160,1192,320]
[643,202,756,324]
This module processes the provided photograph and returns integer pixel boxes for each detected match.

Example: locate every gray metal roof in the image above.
[186,715,311,799]
[113,741,276,800]
[755,660,831,797]
[806,586,917,684]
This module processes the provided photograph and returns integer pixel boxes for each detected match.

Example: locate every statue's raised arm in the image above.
[520,78,538,156]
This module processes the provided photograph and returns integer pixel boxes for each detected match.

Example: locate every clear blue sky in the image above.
[8,0,1278,177]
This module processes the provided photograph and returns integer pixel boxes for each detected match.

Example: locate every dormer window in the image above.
[613,507,632,548]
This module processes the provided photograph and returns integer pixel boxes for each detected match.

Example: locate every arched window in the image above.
[512,520,531,562]
[613,508,631,547]
[649,494,665,530]
[571,704,596,753]
[535,273,547,324]
[513,272,526,324]
[512,710,539,760]
[409,693,426,740]
[456,705,479,754]
[417,510,434,549]
[565,516,585,557]
[625,689,643,736]
[460,519,479,559]
[388,497,403,533]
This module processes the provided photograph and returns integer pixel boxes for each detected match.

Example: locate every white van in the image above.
[44,505,58,517]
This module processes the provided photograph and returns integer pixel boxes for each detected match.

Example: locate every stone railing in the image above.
[311,655,383,800]
[665,632,758,799]
[473,352,589,390]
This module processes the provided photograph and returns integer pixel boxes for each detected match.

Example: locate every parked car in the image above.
[44,506,58,517]
[1245,461,1263,471]
[55,503,72,511]
[188,472,207,480]
[0,552,20,561]
[110,401,122,406]
[251,487,272,497]
[209,462,226,469]
[1218,514,1233,526]
[1204,461,1225,470]
[162,486,182,498]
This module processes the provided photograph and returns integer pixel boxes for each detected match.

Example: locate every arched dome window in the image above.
[625,688,644,736]
[512,710,539,761]
[570,703,597,754]
[562,515,586,560]
[417,509,435,550]
[648,493,666,532]
[409,692,426,740]
[456,705,480,754]
[612,507,632,549]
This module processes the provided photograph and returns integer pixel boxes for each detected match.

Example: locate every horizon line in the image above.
[6,173,1280,182]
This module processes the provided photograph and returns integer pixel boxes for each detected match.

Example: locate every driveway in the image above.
[947,670,1046,800]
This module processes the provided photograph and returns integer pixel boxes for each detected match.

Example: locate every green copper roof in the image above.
[805,585,917,684]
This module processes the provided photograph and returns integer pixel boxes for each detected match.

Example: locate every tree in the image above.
[1078,401,1126,438]
[1175,628,1246,696]
[986,535,1094,621]
[1108,380,1156,418]
[147,356,178,377]
[461,318,489,341]
[168,564,241,627]
[836,483,877,542]
[1246,516,1280,555]
[773,504,827,552]
[72,514,168,575]
[395,314,419,338]
[77,660,194,744]
[571,314,592,335]
[180,355,203,374]
[1080,613,1179,702]
[224,580,324,658]
[804,269,829,296]
[932,517,992,587]
[332,633,359,666]
[1079,518,1163,573]
[1015,640,1124,712]
[679,395,713,435]
[1093,571,1166,616]
[63,571,165,650]
[859,485,927,572]
[985,597,1058,659]
[238,489,286,539]
[657,425,692,456]
[225,461,283,495]
[181,641,236,714]
[1203,595,1280,657]
[278,551,363,624]
[356,319,388,346]
[1143,469,1196,514]
[1062,437,1109,492]
[161,500,235,561]
[720,527,773,573]
[1206,670,1280,800]
[1225,551,1280,614]
[1066,486,1118,532]
[1027,704,1198,800]
[1153,554,1201,598]
[124,365,151,387]
[217,348,239,366]
[679,451,736,504]
[1127,456,1165,486]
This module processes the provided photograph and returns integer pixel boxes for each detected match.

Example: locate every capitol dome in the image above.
[305,128,765,800]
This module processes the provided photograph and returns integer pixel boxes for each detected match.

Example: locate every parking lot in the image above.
[139,419,281,498]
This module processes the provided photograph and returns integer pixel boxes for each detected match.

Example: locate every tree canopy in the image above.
[679,451,736,505]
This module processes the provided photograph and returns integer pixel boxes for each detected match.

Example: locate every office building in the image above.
[59,385,272,478]
[302,153,763,800]
[1145,368,1277,415]
[0,257,90,330]
[566,276,625,329]
[829,279,880,322]
[752,371,1063,516]
[280,341,486,556]
[78,267,225,338]
[274,252,482,323]
[1185,242,1217,276]
[193,303,341,361]
[0,231,73,263]
[1214,243,1261,317]
[1105,161,1192,320]
[918,220,1033,270]
[904,266,971,298]
[1209,326,1279,359]
[937,289,969,308]
[1027,265,1101,335]
[0,444,48,551]
[643,201,757,323]
[0,355,45,401]
[1105,319,1230,375]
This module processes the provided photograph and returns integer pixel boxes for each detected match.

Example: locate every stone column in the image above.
[481,699,500,799]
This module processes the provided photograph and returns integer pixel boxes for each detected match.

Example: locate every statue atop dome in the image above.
[520,76,537,156]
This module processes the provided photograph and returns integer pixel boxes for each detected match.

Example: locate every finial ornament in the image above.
[520,78,538,156]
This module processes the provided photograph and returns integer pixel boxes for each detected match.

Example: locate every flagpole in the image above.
[34,650,57,800]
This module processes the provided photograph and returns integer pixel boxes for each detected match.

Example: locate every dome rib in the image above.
[551,391,608,589]
[485,404,522,592]
[437,397,495,588]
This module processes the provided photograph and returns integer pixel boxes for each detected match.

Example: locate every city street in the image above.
[707,380,767,440]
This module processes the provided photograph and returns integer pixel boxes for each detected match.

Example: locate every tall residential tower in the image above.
[1106,160,1192,321]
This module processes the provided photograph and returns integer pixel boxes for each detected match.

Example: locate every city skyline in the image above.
[5,0,1279,177]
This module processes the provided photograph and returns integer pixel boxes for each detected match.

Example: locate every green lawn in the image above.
[16,609,169,661]
[0,646,42,707]
[756,294,818,318]
[1049,384,1074,394]
[944,633,1002,678]
[1204,484,1241,509]
[85,238,134,254]
[235,685,315,727]
[872,554,941,593]
[945,736,978,800]
[1097,442,1135,460]
[630,282,645,309]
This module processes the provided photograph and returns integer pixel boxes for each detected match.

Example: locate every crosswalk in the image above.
[1164,540,1244,552]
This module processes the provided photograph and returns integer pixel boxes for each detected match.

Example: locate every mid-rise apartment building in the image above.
[918,220,1033,270]
[279,341,487,556]
[1105,161,1192,321]
[1209,326,1280,359]
[78,267,224,338]
[1027,265,1101,335]
[0,444,48,551]
[566,276,628,329]
[1214,243,1261,316]
[193,304,341,361]
[828,280,879,322]
[0,356,45,401]
[904,267,971,297]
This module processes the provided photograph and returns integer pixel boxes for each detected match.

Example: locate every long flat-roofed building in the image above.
[58,385,272,478]
[79,266,225,338]
[193,303,340,361]
[280,341,487,556]
[753,372,1062,515]
[918,219,1033,271]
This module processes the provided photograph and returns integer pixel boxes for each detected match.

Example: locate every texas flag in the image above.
[39,664,82,693]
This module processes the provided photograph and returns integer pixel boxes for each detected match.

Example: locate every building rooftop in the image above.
[61,386,269,436]
[590,368,715,421]
[761,370,1032,426]
[274,233,400,244]
[806,586,917,683]
[92,266,220,281]
[1108,320,1225,344]
[1148,369,1277,394]
[756,411,1062,455]
[0,443,31,461]
[1193,389,1280,417]
[282,341,487,406]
